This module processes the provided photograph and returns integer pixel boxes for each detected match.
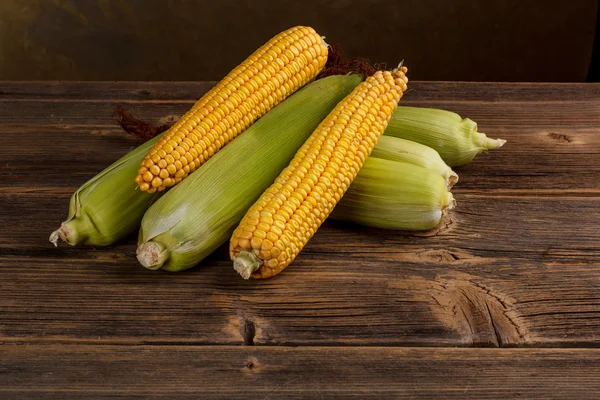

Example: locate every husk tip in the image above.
[447,170,459,189]
[484,136,507,149]
[49,230,60,247]
[233,251,262,280]
[136,241,168,270]
[445,193,457,211]
[49,224,71,247]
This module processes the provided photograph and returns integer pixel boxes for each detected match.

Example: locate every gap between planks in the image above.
[1,337,600,348]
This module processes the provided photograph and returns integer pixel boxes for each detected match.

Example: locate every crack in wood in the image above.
[415,249,477,264]
[468,279,532,342]
[547,132,573,143]
[391,272,533,347]
[221,306,272,345]
[241,318,256,346]
[485,300,503,347]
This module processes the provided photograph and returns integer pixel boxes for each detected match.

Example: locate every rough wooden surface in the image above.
[1,81,599,398]
[1,346,599,399]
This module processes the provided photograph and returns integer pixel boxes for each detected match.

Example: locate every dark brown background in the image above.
[1,0,599,82]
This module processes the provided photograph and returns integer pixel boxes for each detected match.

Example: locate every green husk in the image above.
[136,75,363,272]
[371,135,458,188]
[51,85,479,250]
[49,134,164,247]
[330,157,455,231]
[384,106,506,167]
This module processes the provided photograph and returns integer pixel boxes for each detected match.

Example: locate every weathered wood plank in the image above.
[1,81,598,349]
[2,124,599,192]
[1,193,599,346]
[2,82,598,193]
[4,191,598,256]
[2,97,600,130]
[0,256,597,346]
[0,346,598,399]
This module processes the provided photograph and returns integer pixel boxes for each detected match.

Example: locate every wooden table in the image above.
[1,81,599,399]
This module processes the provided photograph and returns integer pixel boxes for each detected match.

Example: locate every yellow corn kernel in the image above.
[230,66,409,279]
[136,26,328,192]
[134,75,363,272]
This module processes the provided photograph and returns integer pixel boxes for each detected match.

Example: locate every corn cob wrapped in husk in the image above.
[331,135,457,232]
[330,157,455,230]
[385,106,506,167]
[51,25,327,246]
[49,134,164,247]
[136,75,364,271]
[49,87,463,250]
[135,26,328,193]
[371,135,458,188]
[230,67,409,279]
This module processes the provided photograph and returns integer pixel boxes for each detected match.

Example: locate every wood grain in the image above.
[2,81,599,192]
[1,346,599,399]
[3,127,599,191]
[1,81,599,396]
[1,193,599,345]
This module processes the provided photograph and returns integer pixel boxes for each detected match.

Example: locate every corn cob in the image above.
[371,135,458,188]
[135,26,328,193]
[384,106,506,167]
[330,157,455,230]
[136,75,363,271]
[230,67,409,280]
[50,134,164,247]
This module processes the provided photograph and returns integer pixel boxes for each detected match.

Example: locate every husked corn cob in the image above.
[384,106,506,167]
[330,157,455,230]
[230,67,409,280]
[371,135,458,188]
[50,134,164,247]
[136,75,363,271]
[135,26,328,193]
